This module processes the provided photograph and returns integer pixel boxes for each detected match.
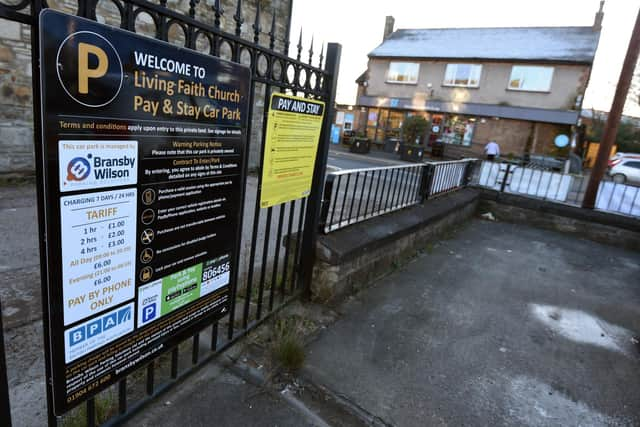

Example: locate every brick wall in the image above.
[444,118,534,159]
[534,123,572,156]
[0,0,293,177]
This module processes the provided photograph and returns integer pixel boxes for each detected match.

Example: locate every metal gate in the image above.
[0,1,340,425]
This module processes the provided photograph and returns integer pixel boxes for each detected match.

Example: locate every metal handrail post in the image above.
[319,174,336,233]
[300,43,342,299]
[421,164,436,201]
[499,163,512,193]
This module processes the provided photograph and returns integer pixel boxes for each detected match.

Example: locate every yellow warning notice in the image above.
[260,93,325,208]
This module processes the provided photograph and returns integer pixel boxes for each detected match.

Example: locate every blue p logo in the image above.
[142,304,156,323]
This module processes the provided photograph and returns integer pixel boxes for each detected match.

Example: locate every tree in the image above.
[586,109,640,153]
[401,115,429,145]
[627,60,640,109]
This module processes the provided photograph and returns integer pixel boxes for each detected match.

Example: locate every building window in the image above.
[441,116,475,146]
[387,62,420,84]
[443,64,482,87]
[508,66,554,92]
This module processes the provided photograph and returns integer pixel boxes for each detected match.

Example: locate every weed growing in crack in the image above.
[270,317,305,372]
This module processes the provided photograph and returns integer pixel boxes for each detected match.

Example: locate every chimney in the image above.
[593,0,604,31]
[383,16,395,40]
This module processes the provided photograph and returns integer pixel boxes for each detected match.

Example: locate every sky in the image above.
[289,0,640,116]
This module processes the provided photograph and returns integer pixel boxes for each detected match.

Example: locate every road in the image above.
[323,149,421,232]
[326,149,408,171]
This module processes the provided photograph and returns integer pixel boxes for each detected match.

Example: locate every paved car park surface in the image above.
[304,220,640,426]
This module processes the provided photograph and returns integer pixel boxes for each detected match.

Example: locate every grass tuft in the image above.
[61,392,115,427]
[270,317,305,372]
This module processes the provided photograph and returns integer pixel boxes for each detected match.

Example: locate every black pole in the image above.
[29,1,57,425]
[0,299,11,427]
[300,43,341,299]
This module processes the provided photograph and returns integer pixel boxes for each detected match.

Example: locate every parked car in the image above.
[608,158,640,184]
[608,152,640,168]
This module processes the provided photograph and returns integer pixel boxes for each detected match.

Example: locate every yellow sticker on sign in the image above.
[260,93,325,208]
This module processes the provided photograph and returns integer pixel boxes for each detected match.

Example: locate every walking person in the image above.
[484,140,500,161]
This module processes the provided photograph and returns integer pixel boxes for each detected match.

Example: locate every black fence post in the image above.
[499,163,512,193]
[419,164,435,202]
[0,299,11,427]
[28,1,57,426]
[300,43,341,300]
[462,160,476,186]
[318,174,335,233]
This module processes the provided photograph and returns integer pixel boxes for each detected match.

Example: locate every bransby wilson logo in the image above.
[62,152,136,188]
[66,157,91,181]
[56,31,123,107]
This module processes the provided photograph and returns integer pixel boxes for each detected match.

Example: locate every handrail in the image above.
[327,162,424,176]
[320,159,479,233]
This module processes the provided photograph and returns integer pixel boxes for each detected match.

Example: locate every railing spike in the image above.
[234,0,244,36]
[212,0,223,29]
[159,0,167,7]
[296,28,303,61]
[319,42,324,69]
[269,9,276,50]
[253,0,261,43]
[308,35,314,65]
[189,0,198,18]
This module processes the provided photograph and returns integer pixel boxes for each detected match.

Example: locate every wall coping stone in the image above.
[475,187,640,233]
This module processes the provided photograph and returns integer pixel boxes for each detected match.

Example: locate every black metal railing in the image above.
[427,159,477,197]
[474,160,640,218]
[0,1,340,426]
[320,159,477,234]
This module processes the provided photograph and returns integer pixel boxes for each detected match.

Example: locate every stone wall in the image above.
[0,0,293,177]
[477,189,640,252]
[0,20,34,177]
[312,186,640,304]
[312,189,479,302]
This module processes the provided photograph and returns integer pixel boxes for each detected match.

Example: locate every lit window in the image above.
[387,62,420,84]
[508,66,554,92]
[443,64,482,87]
[441,116,475,146]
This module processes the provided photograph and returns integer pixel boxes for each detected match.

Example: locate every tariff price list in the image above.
[60,188,138,326]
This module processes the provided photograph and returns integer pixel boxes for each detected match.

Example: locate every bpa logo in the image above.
[66,156,91,181]
[69,305,132,347]
[56,30,123,107]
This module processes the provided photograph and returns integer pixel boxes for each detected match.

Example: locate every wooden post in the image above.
[583,8,640,208]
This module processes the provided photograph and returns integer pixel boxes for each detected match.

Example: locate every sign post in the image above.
[39,10,250,414]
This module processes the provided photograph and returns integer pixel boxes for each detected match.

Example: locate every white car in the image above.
[608,157,640,185]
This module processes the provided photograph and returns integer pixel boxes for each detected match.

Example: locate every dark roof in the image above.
[369,27,600,64]
[355,70,368,84]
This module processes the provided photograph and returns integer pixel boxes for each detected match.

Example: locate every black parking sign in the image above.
[38,10,250,414]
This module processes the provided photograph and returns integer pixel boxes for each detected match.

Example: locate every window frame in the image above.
[507,65,555,93]
[386,62,420,85]
[440,115,476,147]
[442,63,483,88]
